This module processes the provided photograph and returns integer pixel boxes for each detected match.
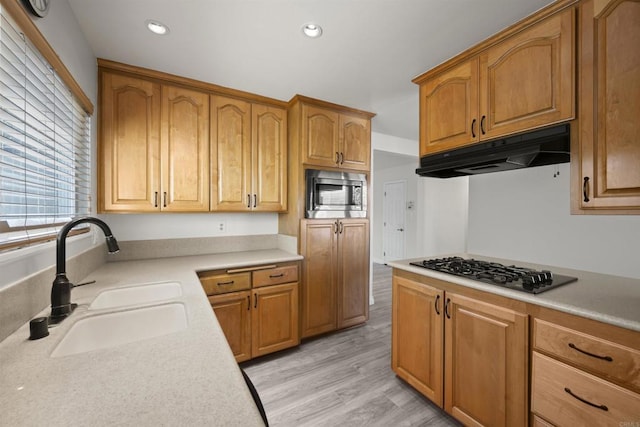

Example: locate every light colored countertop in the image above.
[388,253,640,333]
[0,249,302,426]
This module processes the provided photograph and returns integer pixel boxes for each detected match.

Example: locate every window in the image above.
[0,7,91,251]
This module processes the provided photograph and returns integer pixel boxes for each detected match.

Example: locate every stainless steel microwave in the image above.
[305,169,367,218]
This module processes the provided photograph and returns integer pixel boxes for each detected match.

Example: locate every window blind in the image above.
[0,7,91,251]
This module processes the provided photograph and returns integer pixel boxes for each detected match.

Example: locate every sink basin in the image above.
[51,303,188,358]
[89,281,182,310]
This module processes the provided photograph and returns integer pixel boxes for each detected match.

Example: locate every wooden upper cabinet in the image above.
[419,59,480,155]
[575,0,640,212]
[210,95,252,211]
[444,293,528,427]
[161,85,209,211]
[415,7,575,157]
[339,114,371,171]
[479,8,575,140]
[252,104,287,212]
[297,99,373,171]
[211,96,287,212]
[302,105,341,168]
[99,72,161,212]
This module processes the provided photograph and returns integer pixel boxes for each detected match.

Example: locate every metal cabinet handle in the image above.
[163,191,167,208]
[396,228,404,232]
[339,152,344,165]
[568,343,612,362]
[217,280,234,286]
[247,194,251,208]
[254,293,258,309]
[339,221,344,234]
[247,295,250,311]
[335,152,340,164]
[154,192,158,208]
[564,387,608,411]
[583,177,590,203]
[253,194,257,208]
[334,220,339,234]
[444,298,451,319]
[471,119,477,138]
[434,295,441,315]
[269,273,285,279]
[480,115,486,134]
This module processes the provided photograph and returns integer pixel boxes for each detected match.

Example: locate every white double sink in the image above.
[51,281,187,358]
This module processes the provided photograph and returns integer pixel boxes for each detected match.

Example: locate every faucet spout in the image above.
[50,217,119,323]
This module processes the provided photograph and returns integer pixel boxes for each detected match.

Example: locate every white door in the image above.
[383,180,406,262]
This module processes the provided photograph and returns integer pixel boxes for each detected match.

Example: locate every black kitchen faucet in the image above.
[50,217,120,324]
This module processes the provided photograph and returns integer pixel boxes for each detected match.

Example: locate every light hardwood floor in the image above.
[242,263,461,427]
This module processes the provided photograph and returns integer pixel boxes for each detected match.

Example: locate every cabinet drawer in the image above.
[533,318,640,392]
[198,271,251,295]
[532,352,640,427]
[252,265,298,288]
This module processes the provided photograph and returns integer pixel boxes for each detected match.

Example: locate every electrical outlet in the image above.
[217,221,226,233]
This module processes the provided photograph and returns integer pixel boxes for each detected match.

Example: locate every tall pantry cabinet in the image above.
[281,95,375,339]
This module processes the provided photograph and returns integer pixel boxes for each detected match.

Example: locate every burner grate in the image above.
[409,257,577,294]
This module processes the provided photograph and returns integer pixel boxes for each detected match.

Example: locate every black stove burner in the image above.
[409,257,577,294]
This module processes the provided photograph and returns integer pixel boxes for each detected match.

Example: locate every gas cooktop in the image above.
[409,257,577,294]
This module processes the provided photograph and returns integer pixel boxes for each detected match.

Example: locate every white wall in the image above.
[100,213,278,241]
[417,176,469,256]
[467,163,640,279]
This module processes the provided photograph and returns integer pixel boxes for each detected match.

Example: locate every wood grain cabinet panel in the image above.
[391,275,444,405]
[300,102,371,171]
[208,291,252,362]
[211,96,287,212]
[532,352,640,427]
[201,263,300,362]
[415,8,575,157]
[99,72,210,212]
[99,72,161,212]
[299,219,369,338]
[391,270,528,427]
[252,282,299,357]
[575,0,640,212]
[445,293,528,427]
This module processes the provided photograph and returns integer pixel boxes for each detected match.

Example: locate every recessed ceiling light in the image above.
[302,23,323,38]
[146,20,170,36]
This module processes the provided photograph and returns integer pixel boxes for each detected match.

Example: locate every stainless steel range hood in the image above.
[416,124,570,178]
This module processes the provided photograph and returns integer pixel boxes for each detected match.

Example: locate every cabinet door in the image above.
[479,8,575,140]
[337,219,370,329]
[252,104,287,211]
[299,219,338,338]
[339,114,370,171]
[444,293,528,427]
[252,282,299,357]
[419,58,479,156]
[208,291,252,363]
[391,275,444,406]
[161,85,209,211]
[302,105,340,168]
[577,0,640,211]
[99,72,160,212]
[210,96,252,211]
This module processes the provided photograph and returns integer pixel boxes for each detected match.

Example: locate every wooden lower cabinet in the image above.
[299,218,370,338]
[202,263,300,362]
[391,270,528,427]
[208,291,252,362]
[531,308,640,426]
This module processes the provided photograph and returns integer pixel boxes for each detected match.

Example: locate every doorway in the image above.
[383,180,406,263]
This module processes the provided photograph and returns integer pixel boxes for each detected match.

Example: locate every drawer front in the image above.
[533,318,640,392]
[199,272,251,295]
[532,352,640,427]
[252,265,298,288]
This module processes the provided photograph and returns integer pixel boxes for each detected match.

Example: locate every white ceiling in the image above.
[67,0,555,141]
